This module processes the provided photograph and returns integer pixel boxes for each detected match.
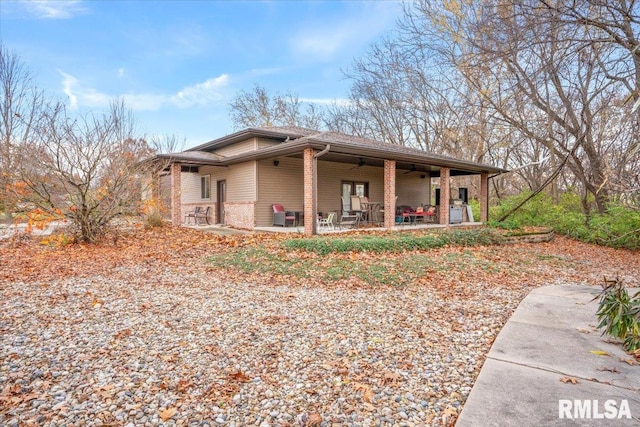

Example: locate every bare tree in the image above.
[393,0,640,214]
[0,43,49,215]
[228,84,325,130]
[12,100,158,242]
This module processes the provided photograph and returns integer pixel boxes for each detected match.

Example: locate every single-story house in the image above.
[149,126,507,235]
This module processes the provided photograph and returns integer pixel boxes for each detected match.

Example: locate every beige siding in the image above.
[257,138,280,149]
[226,162,256,202]
[316,162,386,215]
[214,138,257,157]
[181,173,204,204]
[396,172,431,208]
[256,158,304,227]
[181,163,256,204]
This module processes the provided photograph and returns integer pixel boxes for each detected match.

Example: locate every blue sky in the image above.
[0,0,403,148]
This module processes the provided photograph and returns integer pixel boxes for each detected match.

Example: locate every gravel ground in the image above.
[3,228,638,427]
[0,268,520,427]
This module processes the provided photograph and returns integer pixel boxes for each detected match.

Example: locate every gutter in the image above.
[314,144,331,159]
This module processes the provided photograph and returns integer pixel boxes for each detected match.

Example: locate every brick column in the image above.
[480,172,489,223]
[383,160,396,229]
[170,163,182,226]
[150,170,160,200]
[303,148,314,236]
[439,167,450,226]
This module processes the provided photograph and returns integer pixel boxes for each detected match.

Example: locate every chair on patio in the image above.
[340,197,360,229]
[184,206,203,225]
[350,195,365,221]
[272,204,296,227]
[194,206,211,225]
[318,212,336,231]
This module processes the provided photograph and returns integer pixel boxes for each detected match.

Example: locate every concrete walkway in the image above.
[456,285,640,426]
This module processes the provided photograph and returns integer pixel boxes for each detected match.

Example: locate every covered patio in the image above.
[152,128,506,235]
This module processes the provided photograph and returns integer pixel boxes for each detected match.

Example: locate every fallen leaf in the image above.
[560,376,579,384]
[363,387,375,403]
[306,412,322,427]
[227,369,250,382]
[597,366,620,373]
[589,350,610,356]
[159,407,176,421]
[620,357,638,365]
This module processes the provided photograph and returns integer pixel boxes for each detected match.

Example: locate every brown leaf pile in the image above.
[1,226,638,290]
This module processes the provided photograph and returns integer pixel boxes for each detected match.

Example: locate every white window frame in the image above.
[200,175,211,200]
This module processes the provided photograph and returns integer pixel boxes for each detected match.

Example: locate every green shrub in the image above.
[468,198,480,222]
[282,228,503,254]
[594,277,640,352]
[490,191,640,250]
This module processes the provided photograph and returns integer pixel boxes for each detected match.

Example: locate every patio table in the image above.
[402,211,437,225]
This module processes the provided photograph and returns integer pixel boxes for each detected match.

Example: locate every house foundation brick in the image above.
[384,160,396,228]
[170,163,181,226]
[224,202,254,229]
[439,167,450,226]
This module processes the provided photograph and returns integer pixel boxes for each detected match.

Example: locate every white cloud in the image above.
[22,0,87,19]
[58,71,230,111]
[289,2,401,61]
[118,68,125,78]
[60,71,79,108]
[172,75,229,107]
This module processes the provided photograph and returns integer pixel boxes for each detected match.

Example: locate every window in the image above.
[201,175,210,199]
[341,181,368,211]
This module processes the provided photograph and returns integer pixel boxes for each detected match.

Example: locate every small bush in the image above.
[490,191,640,250]
[144,212,166,229]
[141,198,167,229]
[594,277,640,352]
[282,229,503,255]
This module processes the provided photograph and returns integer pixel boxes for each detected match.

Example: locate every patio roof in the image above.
[156,126,508,176]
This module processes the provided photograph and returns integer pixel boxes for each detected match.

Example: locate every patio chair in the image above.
[350,195,365,221]
[184,206,203,225]
[339,196,360,229]
[272,204,295,227]
[194,206,211,225]
[318,212,336,231]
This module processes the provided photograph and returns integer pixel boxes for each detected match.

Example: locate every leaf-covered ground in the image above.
[1,226,638,426]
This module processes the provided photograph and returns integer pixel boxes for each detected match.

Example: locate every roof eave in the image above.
[218,139,507,174]
[187,127,311,152]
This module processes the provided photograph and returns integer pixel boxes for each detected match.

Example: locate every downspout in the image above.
[311,145,331,235]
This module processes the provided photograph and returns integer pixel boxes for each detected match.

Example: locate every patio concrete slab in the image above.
[456,284,640,426]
